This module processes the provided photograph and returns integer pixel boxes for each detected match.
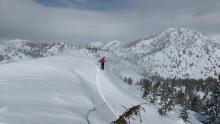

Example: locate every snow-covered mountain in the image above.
[0,39,66,64]
[0,50,201,124]
[89,40,123,49]
[1,28,220,79]
[208,33,220,42]
[95,28,220,79]
[0,28,217,124]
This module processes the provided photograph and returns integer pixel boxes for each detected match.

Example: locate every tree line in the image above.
[114,76,220,124]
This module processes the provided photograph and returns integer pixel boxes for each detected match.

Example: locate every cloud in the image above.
[0,0,140,42]
[34,0,134,11]
[0,0,220,42]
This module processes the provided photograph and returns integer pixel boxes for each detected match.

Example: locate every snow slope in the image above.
[0,50,201,124]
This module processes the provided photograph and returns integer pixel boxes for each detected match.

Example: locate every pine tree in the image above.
[158,105,168,116]
[140,79,152,99]
[188,94,201,112]
[175,89,186,106]
[113,104,145,124]
[124,77,127,83]
[150,81,160,103]
[179,106,190,123]
[205,75,220,124]
[127,78,133,85]
[158,79,176,116]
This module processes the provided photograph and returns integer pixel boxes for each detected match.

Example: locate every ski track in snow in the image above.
[85,107,96,124]
[72,69,97,124]
[96,67,118,119]
[73,66,118,123]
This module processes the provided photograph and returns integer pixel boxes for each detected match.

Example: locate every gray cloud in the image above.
[0,0,220,42]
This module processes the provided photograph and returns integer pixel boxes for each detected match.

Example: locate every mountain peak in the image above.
[163,28,201,35]
[165,27,178,32]
[98,28,220,79]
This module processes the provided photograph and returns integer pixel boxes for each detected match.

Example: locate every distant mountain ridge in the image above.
[0,39,66,64]
[92,28,220,79]
[1,28,220,79]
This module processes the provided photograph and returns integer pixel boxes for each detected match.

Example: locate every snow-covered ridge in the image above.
[89,40,123,49]
[207,33,220,43]
[1,28,220,79]
[0,50,201,124]
[0,39,66,64]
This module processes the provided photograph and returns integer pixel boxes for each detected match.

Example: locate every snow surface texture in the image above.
[0,50,201,124]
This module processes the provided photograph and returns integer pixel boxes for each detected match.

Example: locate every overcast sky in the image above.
[0,0,220,42]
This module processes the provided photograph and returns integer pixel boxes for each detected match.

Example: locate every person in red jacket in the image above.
[99,57,107,70]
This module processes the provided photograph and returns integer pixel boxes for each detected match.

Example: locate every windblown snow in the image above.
[0,50,201,124]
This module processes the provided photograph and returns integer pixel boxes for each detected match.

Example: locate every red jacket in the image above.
[99,58,106,64]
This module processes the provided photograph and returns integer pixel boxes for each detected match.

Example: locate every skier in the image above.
[98,56,107,70]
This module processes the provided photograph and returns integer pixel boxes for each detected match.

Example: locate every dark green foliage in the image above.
[188,94,201,112]
[175,90,186,106]
[122,77,133,85]
[112,104,145,124]
[158,79,176,115]
[149,81,161,103]
[127,78,133,85]
[140,78,152,99]
[204,75,220,124]
[123,77,127,83]
[136,75,220,123]
[149,96,157,104]
[0,55,4,61]
[179,106,190,123]
[158,105,168,116]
